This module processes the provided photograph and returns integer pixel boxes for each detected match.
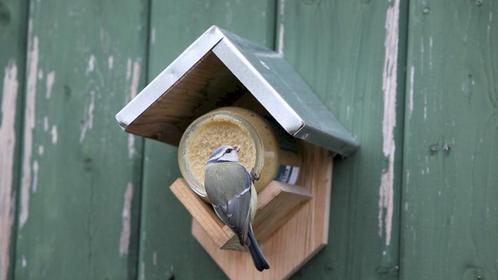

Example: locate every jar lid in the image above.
[178,108,264,199]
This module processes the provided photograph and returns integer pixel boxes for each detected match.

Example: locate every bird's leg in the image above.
[250,168,260,182]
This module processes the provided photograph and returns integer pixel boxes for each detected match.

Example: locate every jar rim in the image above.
[178,107,265,199]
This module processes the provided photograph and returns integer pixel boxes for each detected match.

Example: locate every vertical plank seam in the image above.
[273,0,284,55]
[10,0,33,278]
[397,0,412,278]
[135,0,153,278]
[271,0,278,51]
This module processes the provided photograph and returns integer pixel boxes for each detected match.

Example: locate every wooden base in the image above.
[172,143,333,279]
[170,179,311,250]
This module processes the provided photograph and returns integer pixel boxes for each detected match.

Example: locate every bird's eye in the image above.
[226,149,232,153]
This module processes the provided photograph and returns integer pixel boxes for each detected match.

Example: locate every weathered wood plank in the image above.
[400,1,498,279]
[14,0,148,278]
[138,1,276,279]
[280,0,407,279]
[0,0,28,279]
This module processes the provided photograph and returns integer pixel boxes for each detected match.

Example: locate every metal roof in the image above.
[115,25,358,156]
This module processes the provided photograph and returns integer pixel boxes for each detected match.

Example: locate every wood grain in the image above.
[170,178,311,251]
[6,1,498,279]
[126,52,245,145]
[400,1,498,279]
[170,178,231,248]
[13,0,148,279]
[247,180,311,246]
[192,143,332,280]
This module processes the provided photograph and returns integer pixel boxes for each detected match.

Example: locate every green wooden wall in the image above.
[0,0,496,279]
[401,1,498,279]
[0,1,28,280]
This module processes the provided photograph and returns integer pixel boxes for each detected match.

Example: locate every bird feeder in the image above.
[116,25,358,279]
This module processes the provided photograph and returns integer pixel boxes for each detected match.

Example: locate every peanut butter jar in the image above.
[178,106,301,200]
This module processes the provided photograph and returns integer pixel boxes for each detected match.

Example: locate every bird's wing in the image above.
[205,162,253,244]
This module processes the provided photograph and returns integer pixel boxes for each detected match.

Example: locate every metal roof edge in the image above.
[214,27,359,155]
[213,37,305,134]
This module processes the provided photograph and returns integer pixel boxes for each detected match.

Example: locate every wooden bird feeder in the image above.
[115,26,358,279]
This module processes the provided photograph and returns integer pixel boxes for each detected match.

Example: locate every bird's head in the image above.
[207,145,240,164]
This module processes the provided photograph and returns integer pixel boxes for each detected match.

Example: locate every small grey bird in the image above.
[204,145,270,271]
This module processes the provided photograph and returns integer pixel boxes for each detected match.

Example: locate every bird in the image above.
[204,144,270,271]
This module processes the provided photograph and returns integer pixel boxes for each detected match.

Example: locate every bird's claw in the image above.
[250,169,260,181]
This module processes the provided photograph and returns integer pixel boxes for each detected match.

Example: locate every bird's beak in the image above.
[234,145,240,152]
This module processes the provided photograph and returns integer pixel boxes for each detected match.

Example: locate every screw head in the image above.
[429,143,440,154]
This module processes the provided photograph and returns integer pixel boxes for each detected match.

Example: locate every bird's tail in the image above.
[247,224,270,271]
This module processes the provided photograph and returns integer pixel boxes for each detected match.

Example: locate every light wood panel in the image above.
[170,178,311,250]
[192,143,332,279]
[127,52,244,145]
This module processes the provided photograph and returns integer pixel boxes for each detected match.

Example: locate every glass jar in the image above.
[177,106,300,200]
